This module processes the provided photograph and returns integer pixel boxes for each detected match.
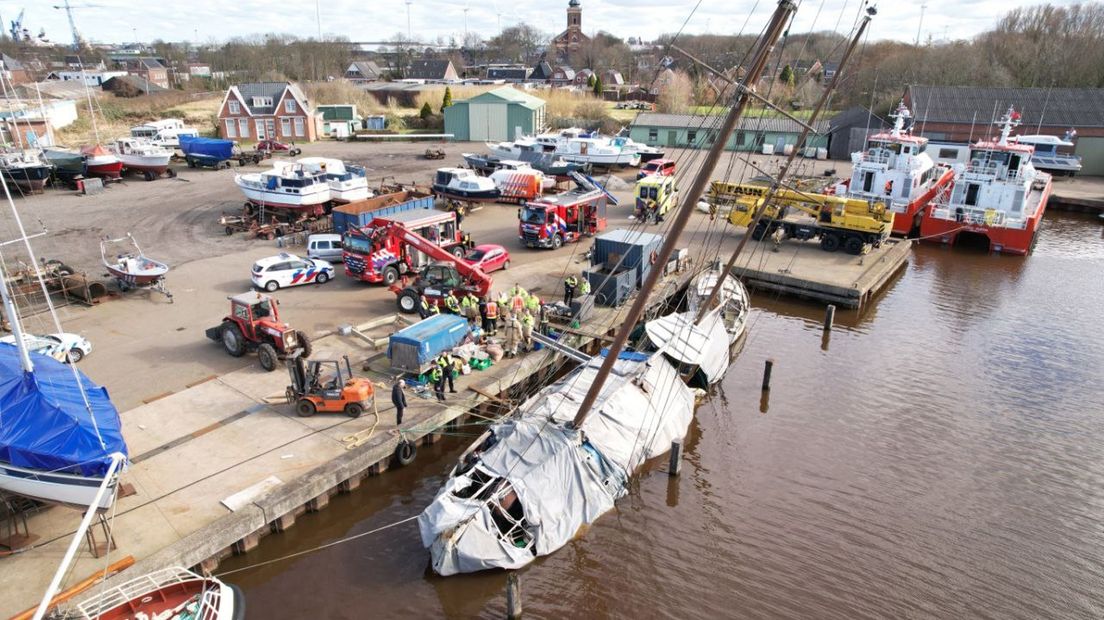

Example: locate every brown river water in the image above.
[220,212,1104,619]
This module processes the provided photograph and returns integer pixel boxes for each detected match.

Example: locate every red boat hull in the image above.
[87,161,123,179]
[919,182,1050,255]
[892,168,956,236]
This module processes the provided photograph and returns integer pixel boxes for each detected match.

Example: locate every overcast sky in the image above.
[0,1,1083,47]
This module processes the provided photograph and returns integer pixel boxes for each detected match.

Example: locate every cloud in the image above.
[11,0,1086,46]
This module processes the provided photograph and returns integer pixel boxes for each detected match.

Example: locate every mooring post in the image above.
[506,572,522,619]
[823,304,836,332]
[761,359,774,391]
[669,440,682,476]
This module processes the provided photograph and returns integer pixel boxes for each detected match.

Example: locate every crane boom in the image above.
[364,221,492,296]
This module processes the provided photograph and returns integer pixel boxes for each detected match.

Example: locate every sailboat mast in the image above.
[570,0,798,429]
[693,7,876,325]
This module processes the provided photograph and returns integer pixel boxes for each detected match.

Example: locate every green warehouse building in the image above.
[629,113,830,153]
[444,87,547,141]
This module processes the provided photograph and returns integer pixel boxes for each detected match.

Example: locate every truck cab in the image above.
[343,209,470,285]
[634,176,678,223]
[518,191,608,250]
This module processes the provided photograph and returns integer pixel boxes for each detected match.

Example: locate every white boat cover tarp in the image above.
[418,355,695,575]
[644,311,731,384]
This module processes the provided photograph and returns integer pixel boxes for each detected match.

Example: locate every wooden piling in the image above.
[823,304,836,332]
[668,440,682,476]
[761,359,774,391]
[506,572,522,619]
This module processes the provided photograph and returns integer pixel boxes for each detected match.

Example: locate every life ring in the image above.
[395,439,417,466]
[649,251,658,265]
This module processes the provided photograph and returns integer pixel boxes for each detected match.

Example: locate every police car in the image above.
[251,253,334,292]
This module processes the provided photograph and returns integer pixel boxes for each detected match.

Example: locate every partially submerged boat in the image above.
[432,167,500,202]
[299,156,371,203]
[234,162,331,210]
[74,567,244,620]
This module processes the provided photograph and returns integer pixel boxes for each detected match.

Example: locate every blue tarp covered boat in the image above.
[387,314,470,374]
[179,135,235,169]
[0,343,128,508]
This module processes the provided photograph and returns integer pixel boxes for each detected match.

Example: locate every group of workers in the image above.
[393,273,592,427]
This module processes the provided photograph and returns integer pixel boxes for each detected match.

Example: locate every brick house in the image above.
[218,81,317,143]
[123,58,169,89]
[550,66,576,87]
[0,54,31,85]
[573,68,594,87]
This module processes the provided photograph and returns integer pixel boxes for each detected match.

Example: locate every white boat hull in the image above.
[118,153,171,173]
[0,461,119,510]
[558,151,640,167]
[329,180,371,203]
[235,174,331,209]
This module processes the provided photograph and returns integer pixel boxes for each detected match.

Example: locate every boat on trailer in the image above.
[234,162,331,211]
[0,150,54,192]
[111,137,173,180]
[101,233,173,301]
[74,567,245,620]
[81,144,123,179]
[432,167,500,202]
[298,156,371,203]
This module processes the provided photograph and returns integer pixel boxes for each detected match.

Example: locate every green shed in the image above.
[317,104,362,139]
[628,113,830,153]
[444,87,546,141]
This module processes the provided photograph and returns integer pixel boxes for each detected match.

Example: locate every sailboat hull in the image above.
[0,461,119,510]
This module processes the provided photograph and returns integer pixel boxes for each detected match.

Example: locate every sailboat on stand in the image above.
[418,0,849,576]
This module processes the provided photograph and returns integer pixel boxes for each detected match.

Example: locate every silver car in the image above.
[306,234,344,263]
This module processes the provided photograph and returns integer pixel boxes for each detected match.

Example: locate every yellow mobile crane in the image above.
[710,181,894,255]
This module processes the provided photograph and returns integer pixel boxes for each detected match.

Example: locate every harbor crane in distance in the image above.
[711,180,895,255]
[53,1,103,50]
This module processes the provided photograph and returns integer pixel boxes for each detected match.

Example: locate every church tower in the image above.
[567,0,582,32]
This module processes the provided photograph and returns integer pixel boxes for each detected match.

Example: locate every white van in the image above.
[306,234,344,263]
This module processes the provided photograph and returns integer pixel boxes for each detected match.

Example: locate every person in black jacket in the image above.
[391,379,407,425]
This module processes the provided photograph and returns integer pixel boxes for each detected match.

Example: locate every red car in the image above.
[256,139,302,156]
[637,158,676,180]
[464,244,510,272]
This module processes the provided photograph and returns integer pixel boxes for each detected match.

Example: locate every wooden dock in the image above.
[0,255,694,618]
[733,237,910,309]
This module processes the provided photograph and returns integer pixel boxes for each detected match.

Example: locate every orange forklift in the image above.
[285,353,376,418]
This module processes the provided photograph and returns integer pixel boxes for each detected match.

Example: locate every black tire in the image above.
[296,399,317,417]
[844,236,865,255]
[344,403,364,418]
[751,223,768,241]
[395,440,417,466]
[264,280,279,292]
[66,347,84,363]
[224,226,234,236]
[397,289,419,313]
[221,322,246,357]
[45,260,74,276]
[143,170,155,181]
[257,343,278,372]
[296,331,312,359]
[239,158,247,166]
[451,246,464,259]
[382,266,400,286]
[551,234,564,250]
[167,169,177,178]
[316,272,330,284]
[187,159,196,168]
[820,233,841,252]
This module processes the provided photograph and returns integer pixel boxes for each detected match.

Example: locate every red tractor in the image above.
[205,292,312,371]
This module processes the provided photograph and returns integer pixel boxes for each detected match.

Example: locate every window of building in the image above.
[687,130,697,144]
[252,96,273,108]
[285,99,296,113]
[281,117,292,136]
[225,119,237,138]
[228,100,240,115]
[294,117,305,137]
[648,128,658,142]
[238,118,249,138]
[736,131,747,145]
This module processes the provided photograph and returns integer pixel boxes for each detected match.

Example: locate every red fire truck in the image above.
[518,173,612,249]
[343,209,472,285]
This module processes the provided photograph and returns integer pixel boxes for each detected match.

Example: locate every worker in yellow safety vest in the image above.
[435,353,457,393]
[509,283,528,299]
[526,294,540,315]
[465,292,480,324]
[520,311,534,351]
[444,291,461,315]
[579,276,591,297]
[564,275,579,306]
[428,366,445,402]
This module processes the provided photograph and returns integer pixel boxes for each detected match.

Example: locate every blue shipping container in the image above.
[387,314,470,373]
[364,115,386,130]
[331,191,435,234]
[590,229,664,287]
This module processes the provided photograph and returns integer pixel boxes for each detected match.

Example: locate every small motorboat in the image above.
[234,162,331,211]
[43,148,87,183]
[299,156,371,203]
[74,567,244,620]
[462,152,531,175]
[611,135,665,162]
[111,137,173,180]
[101,233,173,301]
[432,167,500,202]
[0,149,55,192]
[80,144,123,179]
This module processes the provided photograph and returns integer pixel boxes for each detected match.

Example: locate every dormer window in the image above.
[228,100,240,114]
[285,99,296,113]
[252,96,273,107]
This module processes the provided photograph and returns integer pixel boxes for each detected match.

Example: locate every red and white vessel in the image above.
[920,106,1052,255]
[80,144,123,179]
[111,137,173,178]
[835,101,954,236]
[74,567,244,619]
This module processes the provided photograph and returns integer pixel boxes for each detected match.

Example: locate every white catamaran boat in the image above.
[234,162,331,210]
[299,157,371,203]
